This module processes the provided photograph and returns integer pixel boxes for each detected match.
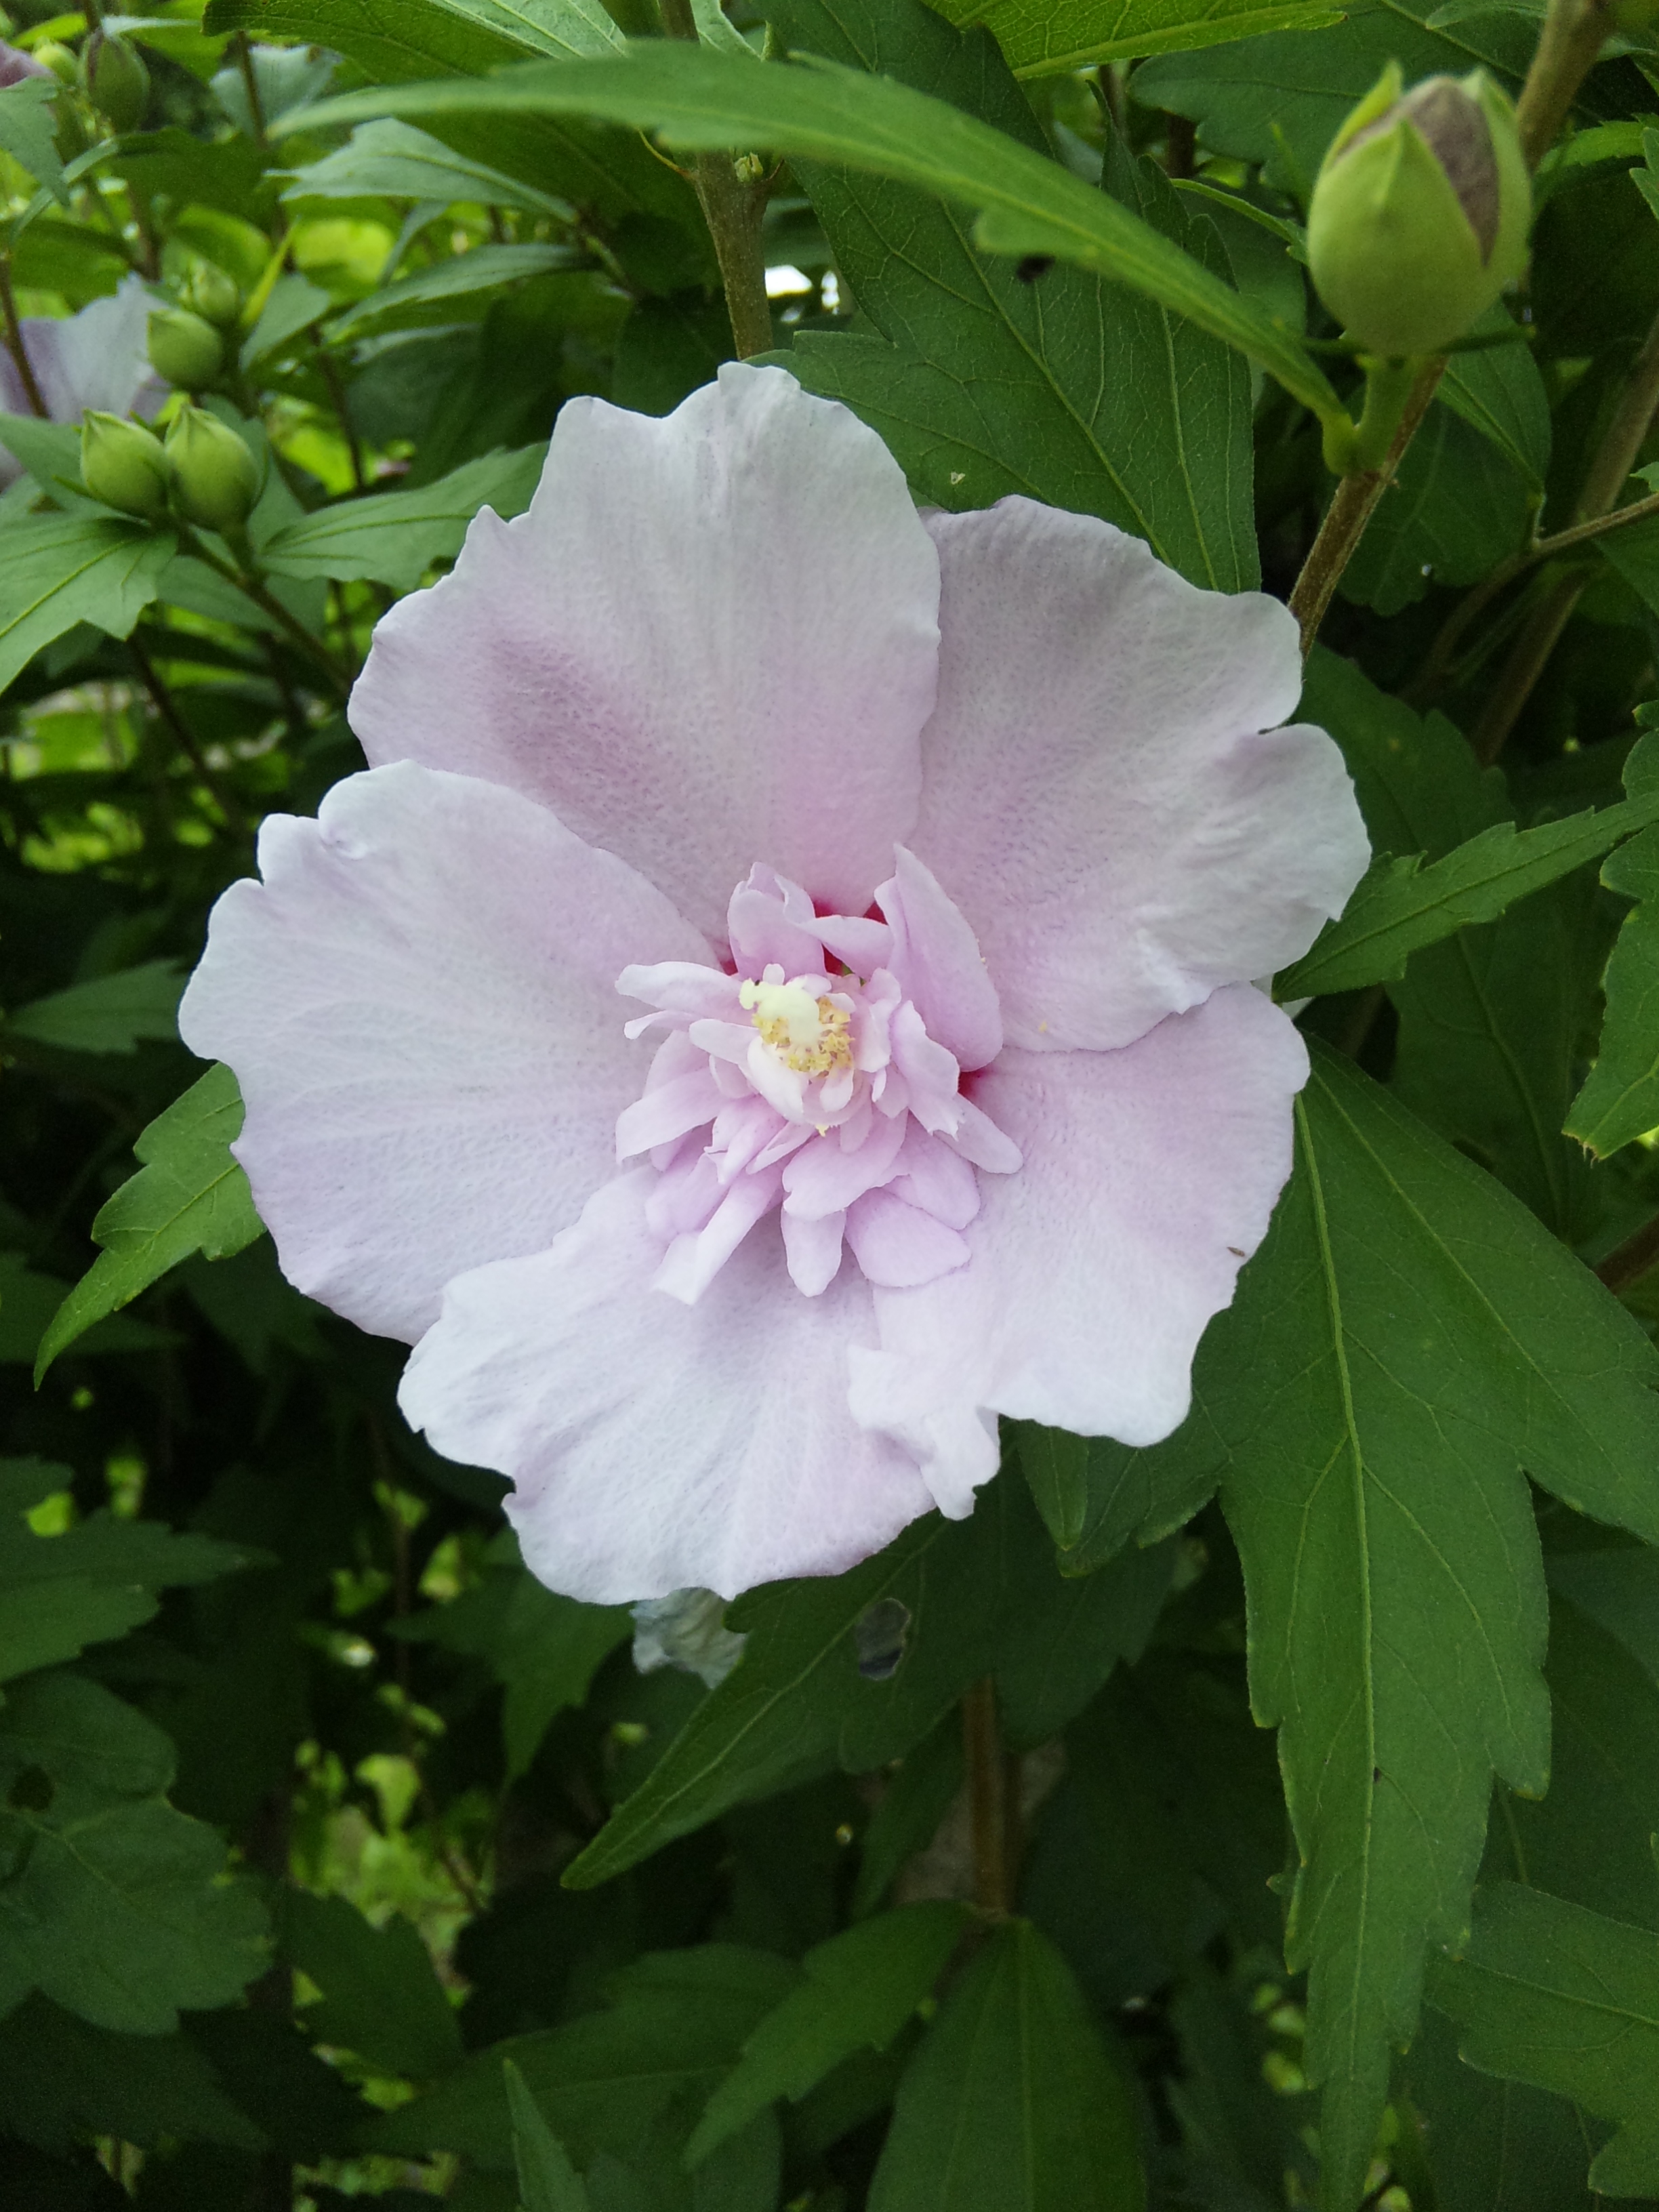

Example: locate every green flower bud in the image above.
[165,405,262,533]
[79,29,149,133]
[80,411,169,521]
[184,263,243,330]
[148,307,224,392]
[1307,64,1530,358]
[30,41,77,87]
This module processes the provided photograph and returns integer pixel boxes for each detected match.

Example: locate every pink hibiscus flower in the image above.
[180,365,1368,1603]
[0,272,165,487]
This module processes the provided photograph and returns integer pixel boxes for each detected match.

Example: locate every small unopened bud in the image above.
[1307,64,1530,358]
[184,264,243,330]
[165,406,261,533]
[30,41,78,87]
[148,307,224,392]
[80,29,149,133]
[81,411,169,520]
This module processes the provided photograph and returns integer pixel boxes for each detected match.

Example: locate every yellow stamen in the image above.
[739,977,855,1077]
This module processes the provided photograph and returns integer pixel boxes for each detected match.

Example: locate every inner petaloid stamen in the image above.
[614,857,1021,1305]
[739,973,855,1076]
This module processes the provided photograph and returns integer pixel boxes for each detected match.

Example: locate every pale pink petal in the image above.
[178,764,711,1343]
[888,1125,980,1230]
[25,274,165,425]
[781,1111,907,1220]
[617,961,737,1020]
[912,499,1369,1052]
[728,865,823,977]
[878,847,1001,1071]
[653,1166,781,1303]
[615,1066,727,1161]
[848,986,1309,1515]
[946,1096,1023,1174]
[845,1188,972,1289]
[350,365,941,938]
[399,1172,935,1601]
[783,1206,845,1296]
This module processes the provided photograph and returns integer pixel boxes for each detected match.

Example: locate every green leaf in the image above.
[1277,743,1659,999]
[329,242,584,340]
[867,1918,1146,2211]
[1481,1593,1659,1933]
[1429,1884,1659,2196]
[0,513,176,697]
[0,1995,265,2156]
[415,0,625,58]
[1404,1999,1602,2212]
[1135,0,1565,198]
[208,0,707,234]
[1338,403,1531,618]
[260,445,547,593]
[283,1891,464,2081]
[0,411,97,510]
[688,1903,967,2163]
[35,1065,266,1382]
[0,1254,174,1368]
[505,2058,590,2212]
[397,1547,630,1780]
[1566,738,1659,1155]
[0,77,67,205]
[363,1946,800,2169]
[1158,1044,1659,2208]
[276,46,1347,424]
[285,116,568,216]
[766,0,1257,590]
[239,272,334,372]
[0,1456,255,1685]
[928,0,1343,70]
[562,1474,1146,1889]
[0,1671,269,2033]
[3,960,184,1056]
[1437,310,1553,491]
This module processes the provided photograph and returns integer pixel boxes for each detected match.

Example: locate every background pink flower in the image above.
[180,364,1368,1603]
[0,272,164,487]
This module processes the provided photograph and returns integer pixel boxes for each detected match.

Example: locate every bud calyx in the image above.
[81,411,169,521]
[165,406,262,533]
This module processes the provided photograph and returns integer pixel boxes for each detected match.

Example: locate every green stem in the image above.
[1288,361,1444,656]
[657,0,774,360]
[1472,300,1659,762]
[1410,483,1659,705]
[177,525,351,697]
[0,255,49,418]
[961,1677,1019,1918]
[1597,1210,1659,1296]
[128,631,249,834]
[1516,0,1614,167]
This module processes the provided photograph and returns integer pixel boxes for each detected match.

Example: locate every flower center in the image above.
[739,973,854,1076]
[613,857,1021,1306]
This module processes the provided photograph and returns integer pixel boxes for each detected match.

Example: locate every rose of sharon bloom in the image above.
[0,39,50,86]
[180,365,1370,1603]
[0,272,164,487]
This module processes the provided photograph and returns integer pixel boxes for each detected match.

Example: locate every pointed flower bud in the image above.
[148,307,224,392]
[184,263,243,330]
[1307,64,1530,358]
[165,406,261,533]
[29,41,77,87]
[80,28,150,133]
[81,411,169,521]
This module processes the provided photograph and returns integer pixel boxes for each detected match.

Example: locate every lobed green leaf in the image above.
[35,1064,265,1382]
